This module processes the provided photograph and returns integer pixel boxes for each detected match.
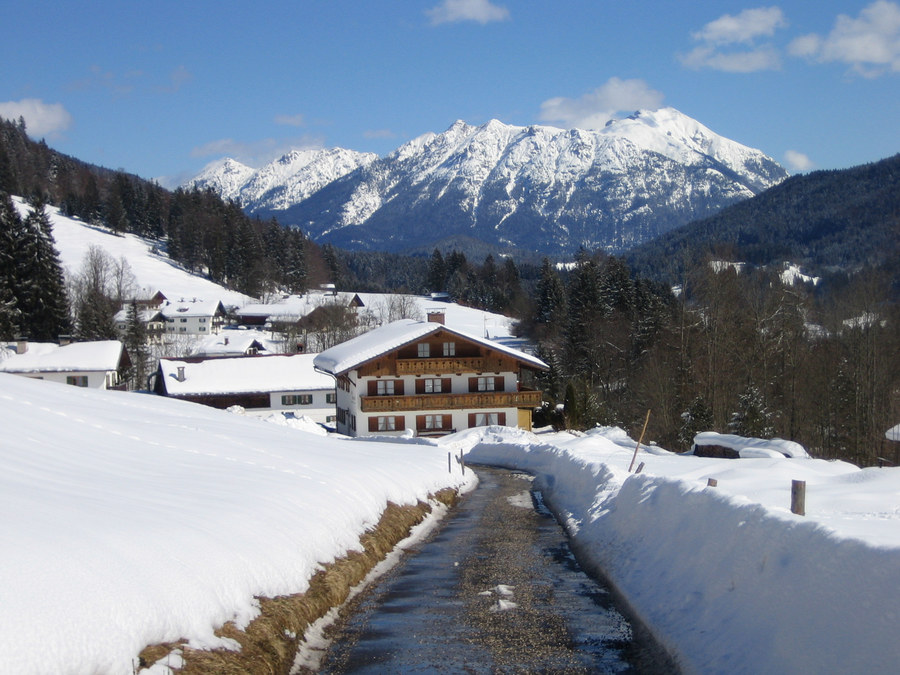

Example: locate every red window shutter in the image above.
[416,414,426,430]
[495,376,505,391]
[415,380,425,394]
[395,380,405,395]
[468,377,478,393]
[368,417,378,432]
[468,413,477,427]
[367,381,378,396]
[442,378,451,393]
[395,415,405,429]
[498,412,506,425]
[443,414,452,429]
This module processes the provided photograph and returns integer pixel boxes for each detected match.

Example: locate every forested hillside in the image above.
[0,116,321,299]
[627,154,900,288]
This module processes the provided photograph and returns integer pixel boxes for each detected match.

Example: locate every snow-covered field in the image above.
[4,373,900,674]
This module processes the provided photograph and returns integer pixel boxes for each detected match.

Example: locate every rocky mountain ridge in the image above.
[188,108,788,256]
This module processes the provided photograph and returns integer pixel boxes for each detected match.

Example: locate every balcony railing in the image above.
[360,389,543,413]
[395,357,485,375]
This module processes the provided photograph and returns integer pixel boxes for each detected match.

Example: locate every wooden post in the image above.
[459,450,465,476]
[448,451,451,473]
[628,409,651,473]
[707,478,718,487]
[791,480,806,515]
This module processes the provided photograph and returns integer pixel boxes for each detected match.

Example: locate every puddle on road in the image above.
[296,467,675,674]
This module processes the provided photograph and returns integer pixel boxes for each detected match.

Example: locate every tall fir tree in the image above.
[22,201,71,340]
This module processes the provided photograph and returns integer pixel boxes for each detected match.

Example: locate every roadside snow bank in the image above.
[452,426,900,674]
[0,374,474,674]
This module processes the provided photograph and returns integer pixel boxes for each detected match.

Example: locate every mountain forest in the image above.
[1,115,898,468]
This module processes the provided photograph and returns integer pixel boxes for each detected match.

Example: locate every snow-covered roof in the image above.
[113,307,164,324]
[189,329,284,358]
[887,424,900,442]
[0,341,125,373]
[160,299,225,319]
[158,354,334,396]
[313,319,548,376]
[692,431,810,459]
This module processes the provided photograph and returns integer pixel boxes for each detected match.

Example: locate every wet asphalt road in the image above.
[306,467,674,674]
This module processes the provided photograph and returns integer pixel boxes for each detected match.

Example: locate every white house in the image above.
[313,317,548,437]
[0,340,129,390]
[153,353,336,424]
[160,299,227,335]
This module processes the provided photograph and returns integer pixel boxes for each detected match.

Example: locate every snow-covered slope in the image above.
[244,108,788,256]
[187,147,377,211]
[13,197,253,306]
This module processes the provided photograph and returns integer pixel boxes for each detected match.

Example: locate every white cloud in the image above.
[692,7,787,45]
[788,1,900,76]
[680,45,782,72]
[681,6,787,72]
[784,150,814,172]
[538,78,665,129]
[274,114,305,127]
[427,0,509,26]
[0,99,73,138]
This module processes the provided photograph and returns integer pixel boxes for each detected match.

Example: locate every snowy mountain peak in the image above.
[193,108,787,256]
[184,147,377,210]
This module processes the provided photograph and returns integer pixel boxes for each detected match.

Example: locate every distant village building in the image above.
[153,353,336,424]
[313,317,548,437]
[0,339,130,390]
[160,299,227,335]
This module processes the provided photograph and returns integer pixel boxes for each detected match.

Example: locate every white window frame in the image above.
[377,416,396,431]
[477,376,496,392]
[424,378,442,393]
[443,341,455,356]
[418,343,430,358]
[425,414,443,430]
[475,412,499,426]
[376,380,395,395]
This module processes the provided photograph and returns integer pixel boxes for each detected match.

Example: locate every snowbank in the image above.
[0,374,473,673]
[452,426,900,674]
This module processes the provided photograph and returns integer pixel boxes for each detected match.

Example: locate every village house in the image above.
[312,315,548,437]
[153,353,336,424]
[0,339,130,390]
[160,299,227,335]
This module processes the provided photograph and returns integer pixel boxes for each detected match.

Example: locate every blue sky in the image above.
[2,1,898,186]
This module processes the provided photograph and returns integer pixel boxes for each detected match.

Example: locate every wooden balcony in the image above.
[360,389,543,413]
[395,357,485,375]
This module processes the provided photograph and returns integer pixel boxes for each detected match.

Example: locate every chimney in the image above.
[176,366,186,382]
[427,311,445,325]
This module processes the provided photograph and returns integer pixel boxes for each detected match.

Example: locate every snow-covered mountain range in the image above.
[188,108,787,256]
[186,148,378,212]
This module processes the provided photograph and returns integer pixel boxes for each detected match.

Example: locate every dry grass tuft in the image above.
[137,493,453,674]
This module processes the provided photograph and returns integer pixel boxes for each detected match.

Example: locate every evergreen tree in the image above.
[535,258,566,325]
[678,395,714,450]
[123,300,149,390]
[427,249,446,292]
[22,201,71,340]
[728,384,774,438]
